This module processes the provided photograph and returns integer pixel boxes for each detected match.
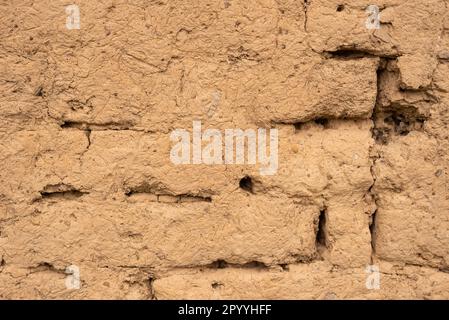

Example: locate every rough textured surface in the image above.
[0,0,448,299]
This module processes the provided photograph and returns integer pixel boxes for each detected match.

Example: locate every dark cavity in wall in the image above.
[383,112,425,136]
[210,259,228,269]
[371,58,427,144]
[239,176,253,193]
[37,184,88,201]
[211,281,224,289]
[314,118,330,127]
[369,210,377,254]
[316,209,328,250]
[208,259,269,269]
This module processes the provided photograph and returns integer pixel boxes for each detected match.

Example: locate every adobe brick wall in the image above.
[0,0,448,299]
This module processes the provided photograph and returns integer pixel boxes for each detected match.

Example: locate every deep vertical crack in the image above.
[368,58,388,263]
[316,208,327,248]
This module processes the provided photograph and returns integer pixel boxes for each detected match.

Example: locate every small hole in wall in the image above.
[279,264,289,271]
[336,4,345,12]
[239,176,253,193]
[211,281,224,289]
[316,209,327,248]
[383,112,425,136]
[369,210,377,252]
[314,118,329,127]
[34,86,43,97]
[294,123,302,131]
[211,259,228,269]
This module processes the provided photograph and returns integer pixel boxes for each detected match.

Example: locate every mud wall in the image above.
[0,0,448,299]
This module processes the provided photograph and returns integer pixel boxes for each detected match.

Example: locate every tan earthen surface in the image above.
[0,0,448,299]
